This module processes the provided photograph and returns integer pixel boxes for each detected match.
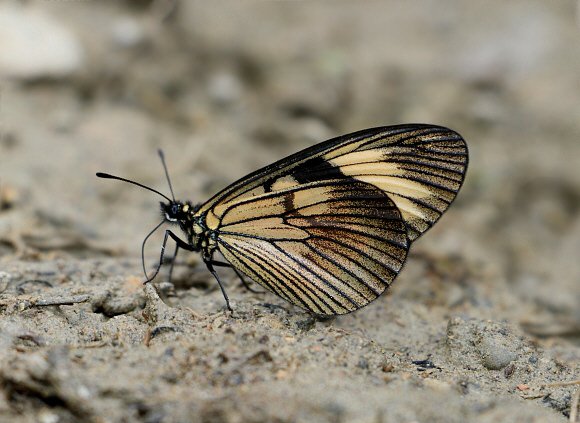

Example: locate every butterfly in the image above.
[97,124,468,315]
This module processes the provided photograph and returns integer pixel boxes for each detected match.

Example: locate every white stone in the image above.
[0,5,84,79]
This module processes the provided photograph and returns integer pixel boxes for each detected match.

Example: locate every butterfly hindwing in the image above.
[214,179,409,315]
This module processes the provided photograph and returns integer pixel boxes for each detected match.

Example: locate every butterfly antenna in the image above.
[96,172,172,202]
[157,149,176,201]
[141,219,165,279]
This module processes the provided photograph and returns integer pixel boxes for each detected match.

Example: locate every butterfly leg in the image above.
[208,260,264,294]
[167,244,179,283]
[204,259,233,312]
[145,230,194,284]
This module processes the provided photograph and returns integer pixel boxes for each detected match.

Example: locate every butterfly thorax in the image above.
[161,200,214,254]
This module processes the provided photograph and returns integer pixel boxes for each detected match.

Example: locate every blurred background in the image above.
[0,0,579,420]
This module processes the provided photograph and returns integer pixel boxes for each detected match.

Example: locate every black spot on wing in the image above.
[263,156,350,193]
[290,157,347,184]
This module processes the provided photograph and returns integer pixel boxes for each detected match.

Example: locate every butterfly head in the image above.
[162,201,183,223]
[161,200,198,224]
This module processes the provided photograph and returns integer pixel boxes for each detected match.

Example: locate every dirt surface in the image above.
[0,1,579,422]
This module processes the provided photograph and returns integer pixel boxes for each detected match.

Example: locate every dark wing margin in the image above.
[198,124,468,241]
[213,180,409,315]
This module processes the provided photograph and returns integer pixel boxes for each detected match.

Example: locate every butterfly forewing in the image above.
[198,124,468,241]
[213,180,409,315]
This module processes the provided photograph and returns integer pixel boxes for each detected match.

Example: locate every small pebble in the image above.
[381,362,394,373]
[479,337,516,370]
[357,358,369,369]
[503,363,515,378]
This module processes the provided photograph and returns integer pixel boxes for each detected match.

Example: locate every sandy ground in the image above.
[0,1,579,422]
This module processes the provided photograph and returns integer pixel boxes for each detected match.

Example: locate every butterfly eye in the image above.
[172,204,180,215]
